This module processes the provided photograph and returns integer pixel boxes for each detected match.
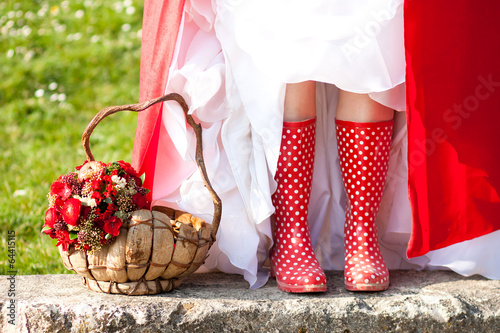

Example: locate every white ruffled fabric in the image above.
[150,0,500,288]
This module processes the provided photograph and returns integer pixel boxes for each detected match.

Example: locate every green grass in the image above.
[0,0,144,275]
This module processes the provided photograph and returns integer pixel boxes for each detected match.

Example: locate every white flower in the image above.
[13,189,27,197]
[25,11,35,20]
[24,50,34,61]
[35,89,44,98]
[125,6,135,15]
[113,2,123,12]
[21,26,32,37]
[111,175,127,189]
[88,198,97,207]
[48,82,58,90]
[75,195,97,208]
[38,7,48,17]
[75,10,84,19]
[121,23,131,32]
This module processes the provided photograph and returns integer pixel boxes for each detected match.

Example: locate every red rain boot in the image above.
[270,118,327,293]
[335,119,393,291]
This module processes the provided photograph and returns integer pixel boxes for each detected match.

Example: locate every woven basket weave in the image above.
[58,93,221,295]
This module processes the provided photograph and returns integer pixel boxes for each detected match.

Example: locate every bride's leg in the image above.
[336,90,394,122]
[335,90,394,291]
[283,81,316,121]
[270,81,327,293]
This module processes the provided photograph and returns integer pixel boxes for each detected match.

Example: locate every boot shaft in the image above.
[336,119,394,219]
[273,118,316,236]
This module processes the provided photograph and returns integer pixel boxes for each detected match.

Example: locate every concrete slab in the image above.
[1,271,499,332]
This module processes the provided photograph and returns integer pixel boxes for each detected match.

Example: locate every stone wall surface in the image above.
[1,271,499,332]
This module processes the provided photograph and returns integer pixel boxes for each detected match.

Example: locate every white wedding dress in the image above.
[150,0,500,288]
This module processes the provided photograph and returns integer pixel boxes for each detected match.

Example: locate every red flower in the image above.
[100,233,107,244]
[94,217,105,229]
[54,197,65,212]
[62,198,81,226]
[91,191,103,204]
[103,216,122,237]
[132,176,142,187]
[43,228,56,238]
[132,192,149,209]
[99,203,117,220]
[91,179,101,191]
[104,184,117,198]
[50,182,72,200]
[44,207,58,228]
[81,206,91,221]
[55,230,71,251]
[107,202,117,212]
[117,160,139,177]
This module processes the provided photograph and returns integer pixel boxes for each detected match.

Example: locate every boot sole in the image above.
[277,279,327,293]
[345,281,389,292]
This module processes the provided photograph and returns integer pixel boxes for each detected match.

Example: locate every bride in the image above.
[133,0,500,292]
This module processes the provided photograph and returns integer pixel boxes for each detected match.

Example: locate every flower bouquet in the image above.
[42,160,150,253]
[42,94,221,295]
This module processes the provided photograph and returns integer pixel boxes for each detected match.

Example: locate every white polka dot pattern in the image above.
[270,119,326,293]
[336,119,393,291]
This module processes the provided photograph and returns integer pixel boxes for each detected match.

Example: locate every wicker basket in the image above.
[58,93,221,295]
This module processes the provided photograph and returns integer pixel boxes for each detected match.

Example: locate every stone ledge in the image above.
[1,271,499,332]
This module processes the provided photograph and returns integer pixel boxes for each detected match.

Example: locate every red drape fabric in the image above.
[404,1,500,257]
[132,0,186,198]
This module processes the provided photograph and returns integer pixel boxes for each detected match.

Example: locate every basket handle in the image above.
[81,93,222,241]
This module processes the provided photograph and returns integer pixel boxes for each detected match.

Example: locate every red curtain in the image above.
[405,1,500,257]
[132,0,186,196]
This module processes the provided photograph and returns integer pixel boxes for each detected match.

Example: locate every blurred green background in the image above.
[1,0,144,274]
